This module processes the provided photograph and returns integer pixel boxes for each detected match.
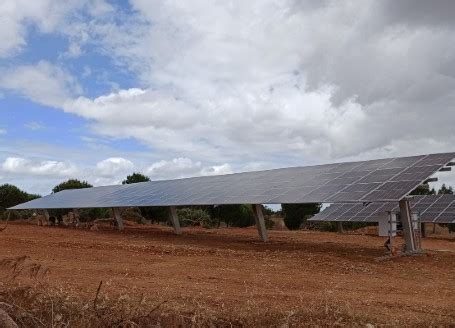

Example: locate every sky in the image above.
[0,0,454,196]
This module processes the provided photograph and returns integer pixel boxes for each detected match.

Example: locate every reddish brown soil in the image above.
[1,223,454,326]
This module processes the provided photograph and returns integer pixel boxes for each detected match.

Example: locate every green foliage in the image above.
[121,173,162,221]
[262,206,276,216]
[139,207,169,223]
[121,207,147,224]
[177,207,216,228]
[79,208,110,222]
[0,184,39,210]
[52,179,92,193]
[122,173,150,185]
[410,183,436,195]
[306,221,338,232]
[282,203,321,230]
[50,179,102,220]
[211,204,255,227]
[438,184,453,195]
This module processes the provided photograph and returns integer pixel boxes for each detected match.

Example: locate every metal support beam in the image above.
[168,206,181,235]
[252,204,268,242]
[112,207,124,231]
[399,199,417,252]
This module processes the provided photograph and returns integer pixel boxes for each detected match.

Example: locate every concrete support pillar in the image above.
[0,211,11,231]
[168,206,181,235]
[112,207,124,231]
[252,204,268,242]
[73,208,80,226]
[421,222,426,238]
[337,221,344,233]
[43,209,50,226]
[399,199,417,252]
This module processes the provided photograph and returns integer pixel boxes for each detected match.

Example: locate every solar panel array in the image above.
[309,194,455,223]
[9,153,455,210]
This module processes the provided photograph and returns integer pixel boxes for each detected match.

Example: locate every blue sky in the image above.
[0,0,454,195]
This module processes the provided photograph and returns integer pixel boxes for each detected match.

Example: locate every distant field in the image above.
[1,223,454,326]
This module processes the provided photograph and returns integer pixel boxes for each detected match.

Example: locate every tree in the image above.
[122,173,150,185]
[52,179,92,193]
[210,204,255,227]
[411,183,437,237]
[438,184,453,195]
[410,183,436,195]
[281,203,321,230]
[51,179,99,220]
[121,173,167,222]
[0,184,40,211]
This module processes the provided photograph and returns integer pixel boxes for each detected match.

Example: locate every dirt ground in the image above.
[1,222,454,326]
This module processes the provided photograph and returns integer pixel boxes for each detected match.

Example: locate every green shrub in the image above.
[177,208,216,228]
[122,207,147,224]
[139,206,169,223]
[210,205,255,227]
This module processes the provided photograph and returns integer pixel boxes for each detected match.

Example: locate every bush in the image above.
[122,207,147,224]
[139,207,169,223]
[210,205,255,227]
[177,208,216,228]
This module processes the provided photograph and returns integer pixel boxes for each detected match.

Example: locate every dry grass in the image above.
[1,224,454,327]
[0,256,388,327]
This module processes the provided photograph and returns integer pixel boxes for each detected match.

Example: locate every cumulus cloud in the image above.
[0,61,81,107]
[95,157,134,177]
[59,0,455,163]
[145,158,232,180]
[0,0,113,57]
[1,0,455,194]
[1,157,77,176]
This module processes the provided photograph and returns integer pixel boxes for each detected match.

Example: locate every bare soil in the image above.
[1,222,454,326]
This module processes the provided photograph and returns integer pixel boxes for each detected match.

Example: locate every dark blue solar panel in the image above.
[10,153,455,209]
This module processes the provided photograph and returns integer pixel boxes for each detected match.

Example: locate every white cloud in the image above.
[24,122,45,131]
[0,61,81,107]
[0,128,6,135]
[1,157,77,176]
[0,0,76,57]
[145,158,232,180]
[57,0,455,164]
[0,0,114,58]
[201,164,233,176]
[1,0,455,194]
[95,157,134,177]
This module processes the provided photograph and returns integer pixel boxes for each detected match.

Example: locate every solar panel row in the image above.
[309,194,455,223]
[9,152,455,210]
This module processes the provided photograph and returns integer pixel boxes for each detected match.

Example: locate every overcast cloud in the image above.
[0,0,454,194]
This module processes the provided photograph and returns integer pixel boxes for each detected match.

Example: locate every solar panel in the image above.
[9,152,455,210]
[309,194,455,223]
